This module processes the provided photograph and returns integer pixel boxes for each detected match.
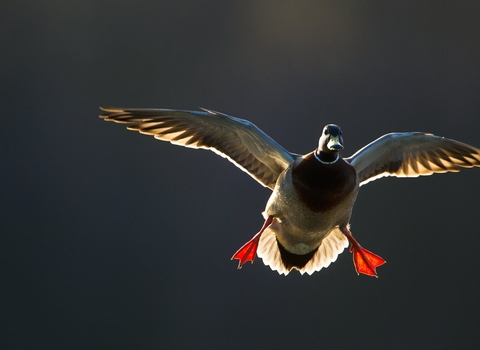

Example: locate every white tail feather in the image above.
[257,227,349,275]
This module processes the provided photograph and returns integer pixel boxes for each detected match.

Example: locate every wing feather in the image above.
[100,107,296,189]
[345,132,480,186]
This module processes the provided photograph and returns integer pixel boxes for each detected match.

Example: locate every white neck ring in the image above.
[314,152,339,164]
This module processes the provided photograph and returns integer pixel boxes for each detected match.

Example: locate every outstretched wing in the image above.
[100,107,296,189]
[345,132,480,186]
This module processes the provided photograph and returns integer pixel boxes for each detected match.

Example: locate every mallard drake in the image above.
[100,107,480,277]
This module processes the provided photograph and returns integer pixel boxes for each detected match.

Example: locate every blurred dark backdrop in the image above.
[2,1,480,349]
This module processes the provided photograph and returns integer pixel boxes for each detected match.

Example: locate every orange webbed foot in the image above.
[350,245,386,277]
[340,225,386,277]
[231,216,273,269]
[231,233,261,268]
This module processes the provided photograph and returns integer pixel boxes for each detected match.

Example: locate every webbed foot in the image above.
[231,216,273,269]
[340,225,386,277]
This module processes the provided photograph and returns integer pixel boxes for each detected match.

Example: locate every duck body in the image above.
[265,153,358,254]
[100,106,480,277]
[254,153,361,275]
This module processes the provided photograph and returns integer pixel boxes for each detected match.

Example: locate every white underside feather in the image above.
[257,227,349,275]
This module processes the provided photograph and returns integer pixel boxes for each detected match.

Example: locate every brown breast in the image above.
[291,152,357,213]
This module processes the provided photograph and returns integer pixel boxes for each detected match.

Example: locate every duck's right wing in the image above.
[100,107,296,189]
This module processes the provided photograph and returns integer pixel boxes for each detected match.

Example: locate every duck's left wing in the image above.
[100,107,295,189]
[345,132,480,186]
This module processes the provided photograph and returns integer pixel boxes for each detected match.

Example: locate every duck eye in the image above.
[324,129,328,135]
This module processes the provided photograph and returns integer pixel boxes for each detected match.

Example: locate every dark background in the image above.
[2,1,480,349]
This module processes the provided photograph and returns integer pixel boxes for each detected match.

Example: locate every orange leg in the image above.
[340,225,386,277]
[231,216,273,269]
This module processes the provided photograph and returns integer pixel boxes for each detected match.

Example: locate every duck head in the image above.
[315,124,344,163]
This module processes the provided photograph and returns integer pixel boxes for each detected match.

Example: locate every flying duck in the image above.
[100,106,480,277]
